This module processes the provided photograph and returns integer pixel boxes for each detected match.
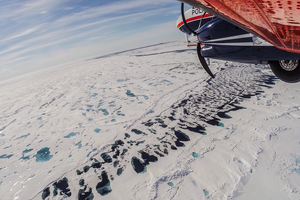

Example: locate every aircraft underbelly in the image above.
[181,0,300,54]
[198,18,300,63]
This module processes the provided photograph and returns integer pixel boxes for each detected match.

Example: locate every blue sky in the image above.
[0,0,183,82]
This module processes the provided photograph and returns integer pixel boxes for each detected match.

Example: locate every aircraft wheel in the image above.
[269,60,300,83]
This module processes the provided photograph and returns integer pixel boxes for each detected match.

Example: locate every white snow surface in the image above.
[0,41,300,200]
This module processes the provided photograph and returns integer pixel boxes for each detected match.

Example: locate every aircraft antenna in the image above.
[181,3,214,78]
[196,12,206,32]
[197,43,215,78]
[181,3,197,36]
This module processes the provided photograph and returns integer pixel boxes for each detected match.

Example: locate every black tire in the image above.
[269,60,300,83]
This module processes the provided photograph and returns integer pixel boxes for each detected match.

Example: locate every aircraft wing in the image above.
[180,0,300,54]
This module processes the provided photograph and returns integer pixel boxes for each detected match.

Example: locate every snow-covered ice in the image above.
[0,41,300,200]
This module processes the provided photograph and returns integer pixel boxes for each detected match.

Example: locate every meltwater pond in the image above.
[64,132,79,138]
[35,147,53,162]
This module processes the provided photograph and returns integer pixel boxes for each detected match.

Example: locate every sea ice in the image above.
[0,41,299,200]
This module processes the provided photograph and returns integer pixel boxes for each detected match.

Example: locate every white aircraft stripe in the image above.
[203,42,254,46]
[203,33,253,43]
[202,41,274,46]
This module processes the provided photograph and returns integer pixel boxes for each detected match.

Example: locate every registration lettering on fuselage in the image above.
[191,7,202,15]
